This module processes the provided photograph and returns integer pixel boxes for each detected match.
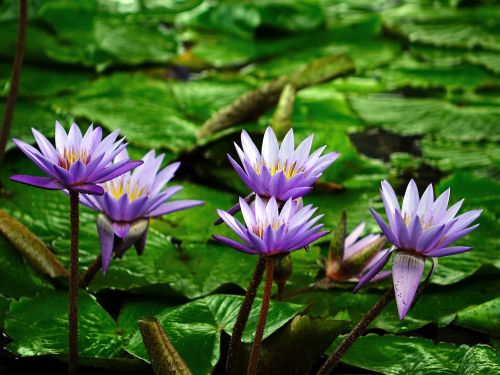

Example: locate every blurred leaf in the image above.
[0,100,72,151]
[383,5,500,52]
[179,0,324,40]
[125,294,304,374]
[0,63,92,98]
[291,85,387,186]
[456,298,500,336]
[458,345,500,375]
[192,14,398,69]
[327,333,468,374]
[350,94,500,142]
[71,72,198,153]
[373,53,500,92]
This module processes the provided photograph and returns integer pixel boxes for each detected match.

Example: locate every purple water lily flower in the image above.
[10,122,141,195]
[326,221,390,283]
[213,195,329,256]
[229,127,339,202]
[80,149,204,272]
[355,179,482,319]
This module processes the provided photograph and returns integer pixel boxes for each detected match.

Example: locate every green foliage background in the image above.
[0,0,499,373]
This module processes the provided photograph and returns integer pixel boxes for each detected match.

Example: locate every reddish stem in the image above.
[316,288,394,375]
[0,0,27,162]
[69,191,79,375]
[226,256,266,375]
[246,258,274,375]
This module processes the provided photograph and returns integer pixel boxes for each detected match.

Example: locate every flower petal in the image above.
[212,235,257,255]
[10,175,64,190]
[393,251,425,320]
[425,246,472,257]
[71,183,104,195]
[97,215,115,274]
[402,179,420,221]
[353,249,393,293]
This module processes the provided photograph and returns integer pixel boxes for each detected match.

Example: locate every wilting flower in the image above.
[10,122,141,195]
[355,179,481,319]
[325,212,390,283]
[80,150,204,272]
[229,127,339,201]
[213,195,329,256]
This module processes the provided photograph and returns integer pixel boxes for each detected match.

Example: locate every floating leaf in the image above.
[71,73,198,153]
[458,345,500,375]
[456,298,500,336]
[349,94,500,142]
[383,5,500,52]
[0,236,53,298]
[327,333,468,374]
[125,294,304,374]
[5,290,123,360]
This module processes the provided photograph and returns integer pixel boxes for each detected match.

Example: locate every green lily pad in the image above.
[0,235,53,298]
[327,333,468,374]
[456,298,500,336]
[288,275,500,334]
[87,237,257,299]
[349,94,500,142]
[5,290,123,360]
[458,345,500,375]
[383,5,500,52]
[125,294,304,374]
[0,100,72,151]
[70,72,198,153]
[372,53,500,92]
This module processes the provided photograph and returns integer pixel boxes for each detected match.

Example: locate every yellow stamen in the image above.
[255,160,303,180]
[104,179,146,202]
[57,147,91,170]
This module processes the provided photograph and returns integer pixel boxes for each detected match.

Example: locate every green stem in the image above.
[69,191,79,375]
[226,256,266,375]
[0,0,27,162]
[246,258,274,375]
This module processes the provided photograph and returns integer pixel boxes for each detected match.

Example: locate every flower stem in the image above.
[246,258,275,375]
[316,288,394,375]
[78,255,101,289]
[69,191,80,375]
[0,0,27,163]
[226,256,266,375]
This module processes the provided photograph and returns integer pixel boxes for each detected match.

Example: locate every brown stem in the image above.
[316,288,394,375]
[226,256,266,375]
[0,0,27,162]
[68,191,79,375]
[78,255,102,289]
[246,258,274,375]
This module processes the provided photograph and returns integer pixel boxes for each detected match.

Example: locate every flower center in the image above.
[252,221,281,238]
[255,160,303,180]
[57,147,91,170]
[104,179,147,202]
